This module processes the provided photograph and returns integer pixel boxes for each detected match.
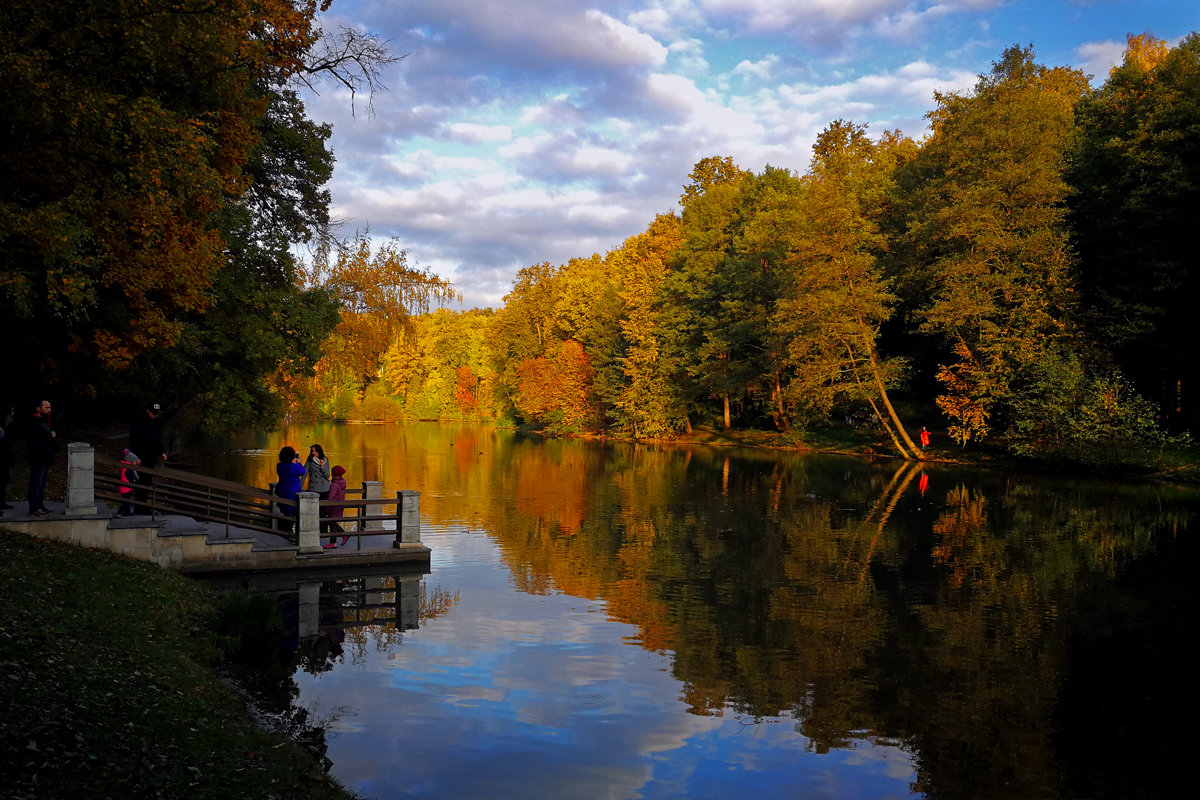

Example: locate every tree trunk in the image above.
[773,375,791,432]
[867,347,922,460]
[723,395,731,430]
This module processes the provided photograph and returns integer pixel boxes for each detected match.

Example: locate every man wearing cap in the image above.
[129,402,167,514]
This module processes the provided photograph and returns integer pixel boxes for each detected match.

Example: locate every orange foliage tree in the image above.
[515,339,598,433]
[304,232,458,403]
[1,0,329,390]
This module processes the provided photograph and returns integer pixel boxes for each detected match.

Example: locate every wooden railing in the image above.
[88,449,421,553]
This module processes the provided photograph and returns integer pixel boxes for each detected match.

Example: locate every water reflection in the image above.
[201,423,1197,799]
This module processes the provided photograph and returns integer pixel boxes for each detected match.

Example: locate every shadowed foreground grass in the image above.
[0,530,354,800]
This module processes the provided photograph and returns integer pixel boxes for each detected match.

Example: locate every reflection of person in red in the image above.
[919,426,931,451]
[919,472,929,496]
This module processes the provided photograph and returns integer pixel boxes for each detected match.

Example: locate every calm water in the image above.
[200,422,1196,800]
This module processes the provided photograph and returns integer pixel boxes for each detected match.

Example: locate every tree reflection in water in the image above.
[201,423,1195,799]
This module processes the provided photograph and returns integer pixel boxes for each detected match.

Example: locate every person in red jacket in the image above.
[920,426,931,451]
[117,450,140,517]
[324,464,349,549]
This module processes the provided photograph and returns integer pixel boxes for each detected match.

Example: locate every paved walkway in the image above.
[0,499,399,555]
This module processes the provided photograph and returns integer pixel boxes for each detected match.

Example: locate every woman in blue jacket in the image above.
[275,445,305,533]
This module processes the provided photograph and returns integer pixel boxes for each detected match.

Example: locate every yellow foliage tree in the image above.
[306,232,458,398]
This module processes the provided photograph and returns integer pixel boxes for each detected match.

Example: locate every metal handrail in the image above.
[94,455,384,543]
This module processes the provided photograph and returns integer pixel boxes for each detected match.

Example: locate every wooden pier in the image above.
[0,442,430,574]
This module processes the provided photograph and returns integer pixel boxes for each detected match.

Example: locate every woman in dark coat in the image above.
[305,443,332,533]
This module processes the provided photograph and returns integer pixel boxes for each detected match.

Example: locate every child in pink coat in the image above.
[324,464,349,548]
[117,450,140,517]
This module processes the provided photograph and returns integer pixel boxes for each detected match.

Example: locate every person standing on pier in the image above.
[325,464,349,549]
[27,399,56,516]
[275,446,305,535]
[129,402,167,514]
[305,443,332,534]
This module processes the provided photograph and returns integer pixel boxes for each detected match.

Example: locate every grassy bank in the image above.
[0,531,354,800]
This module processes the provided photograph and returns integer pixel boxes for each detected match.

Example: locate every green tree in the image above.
[128,85,340,433]
[611,214,686,437]
[664,157,766,430]
[774,121,921,457]
[1069,33,1200,431]
[906,45,1091,443]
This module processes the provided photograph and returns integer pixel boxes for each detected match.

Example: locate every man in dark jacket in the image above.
[129,402,167,514]
[27,399,56,515]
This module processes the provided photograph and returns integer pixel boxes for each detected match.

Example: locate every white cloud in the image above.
[443,122,514,144]
[733,54,781,82]
[1075,39,1127,83]
[300,0,1174,309]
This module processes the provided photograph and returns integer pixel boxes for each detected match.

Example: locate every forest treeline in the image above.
[298,35,1199,466]
[3,7,1195,468]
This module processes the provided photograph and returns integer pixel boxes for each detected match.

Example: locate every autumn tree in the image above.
[662,156,759,430]
[487,262,562,419]
[551,254,623,430]
[610,214,685,437]
[905,45,1090,444]
[774,121,922,457]
[515,339,598,434]
[306,232,457,402]
[0,0,327,396]
[382,308,495,419]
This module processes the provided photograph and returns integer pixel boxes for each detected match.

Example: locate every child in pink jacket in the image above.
[117,450,140,517]
[324,464,349,548]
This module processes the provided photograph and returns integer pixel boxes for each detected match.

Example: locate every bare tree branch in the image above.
[297,25,406,116]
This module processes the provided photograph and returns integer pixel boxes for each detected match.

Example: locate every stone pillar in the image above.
[395,490,421,547]
[297,491,321,553]
[362,480,383,532]
[66,442,96,516]
[298,582,320,639]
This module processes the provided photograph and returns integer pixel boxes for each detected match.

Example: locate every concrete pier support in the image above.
[362,480,383,531]
[297,491,321,553]
[66,442,97,516]
[396,490,421,548]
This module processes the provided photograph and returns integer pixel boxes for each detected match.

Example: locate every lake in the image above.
[199,422,1196,799]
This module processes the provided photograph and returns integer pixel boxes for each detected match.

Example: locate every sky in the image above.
[300,1,1197,310]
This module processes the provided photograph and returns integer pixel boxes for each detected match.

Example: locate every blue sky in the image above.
[301,1,1197,309]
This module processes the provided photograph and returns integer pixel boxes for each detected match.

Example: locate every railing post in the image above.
[297,491,321,553]
[395,490,421,548]
[66,442,96,515]
[268,481,279,531]
[362,480,383,532]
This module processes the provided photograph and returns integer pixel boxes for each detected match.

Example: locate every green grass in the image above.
[0,531,355,800]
